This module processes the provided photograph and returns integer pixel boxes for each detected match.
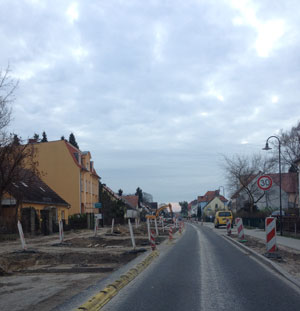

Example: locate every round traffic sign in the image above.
[257,175,273,191]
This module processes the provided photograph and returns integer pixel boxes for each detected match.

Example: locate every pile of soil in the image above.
[0,250,137,273]
[0,266,9,276]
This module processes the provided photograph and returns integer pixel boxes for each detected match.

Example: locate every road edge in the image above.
[223,234,300,290]
[75,250,159,311]
[75,227,185,311]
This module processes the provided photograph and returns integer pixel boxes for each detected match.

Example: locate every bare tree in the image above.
[276,121,300,171]
[0,137,39,218]
[0,65,18,133]
[0,67,39,221]
[222,154,274,213]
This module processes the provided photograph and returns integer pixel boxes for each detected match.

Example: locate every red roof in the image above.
[198,190,227,203]
[122,195,139,209]
[231,172,297,199]
[268,173,297,193]
[64,140,100,178]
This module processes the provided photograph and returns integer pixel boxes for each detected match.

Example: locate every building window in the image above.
[61,210,65,220]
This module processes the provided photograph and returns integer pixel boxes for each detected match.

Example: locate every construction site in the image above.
[0,220,173,311]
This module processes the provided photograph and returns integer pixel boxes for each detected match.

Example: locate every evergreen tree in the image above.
[69,133,79,149]
[33,133,40,142]
[12,134,20,145]
[41,131,48,142]
[61,135,65,140]
[118,189,123,196]
[135,187,143,207]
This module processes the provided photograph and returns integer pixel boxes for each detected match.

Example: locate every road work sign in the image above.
[257,175,272,191]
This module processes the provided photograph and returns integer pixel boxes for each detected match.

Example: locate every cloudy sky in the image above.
[1,0,300,203]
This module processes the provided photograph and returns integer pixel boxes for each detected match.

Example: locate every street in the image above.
[100,223,300,311]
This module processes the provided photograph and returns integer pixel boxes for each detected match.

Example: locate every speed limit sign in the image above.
[257,175,272,191]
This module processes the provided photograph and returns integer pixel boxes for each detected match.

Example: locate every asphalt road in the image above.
[101,223,300,311]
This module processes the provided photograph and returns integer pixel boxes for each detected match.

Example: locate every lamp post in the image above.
[219,186,225,198]
[262,136,282,236]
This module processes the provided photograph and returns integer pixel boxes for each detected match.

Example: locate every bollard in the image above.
[265,217,276,252]
[147,218,151,241]
[17,221,27,250]
[154,218,159,236]
[150,230,156,250]
[226,219,231,236]
[94,218,99,237]
[111,218,115,234]
[128,219,136,249]
[168,226,173,241]
[59,220,64,243]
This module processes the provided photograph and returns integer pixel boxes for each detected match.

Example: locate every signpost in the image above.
[257,175,272,191]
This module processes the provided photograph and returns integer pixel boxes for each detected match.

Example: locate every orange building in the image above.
[29,139,100,216]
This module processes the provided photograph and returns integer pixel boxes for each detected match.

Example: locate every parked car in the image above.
[214,211,233,228]
[271,210,286,217]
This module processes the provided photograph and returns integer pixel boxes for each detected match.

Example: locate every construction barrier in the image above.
[17,221,27,250]
[94,218,99,237]
[59,220,64,243]
[226,219,231,236]
[111,218,115,234]
[236,218,245,240]
[265,217,276,252]
[128,219,136,249]
[169,226,173,241]
[147,218,151,241]
[154,218,159,236]
[150,230,156,251]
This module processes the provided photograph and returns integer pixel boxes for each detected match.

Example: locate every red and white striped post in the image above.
[226,219,231,235]
[150,230,156,251]
[169,226,173,241]
[266,217,277,252]
[236,218,245,240]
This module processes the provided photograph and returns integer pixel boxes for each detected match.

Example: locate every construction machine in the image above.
[146,203,173,220]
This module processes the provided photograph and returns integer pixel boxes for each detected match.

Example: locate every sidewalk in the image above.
[244,228,300,252]
[202,222,300,252]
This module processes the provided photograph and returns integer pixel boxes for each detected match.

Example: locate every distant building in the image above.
[1,169,69,232]
[27,140,100,217]
[198,190,228,216]
[231,172,298,212]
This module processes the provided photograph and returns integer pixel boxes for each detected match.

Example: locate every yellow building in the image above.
[1,169,70,232]
[203,197,227,217]
[28,139,100,216]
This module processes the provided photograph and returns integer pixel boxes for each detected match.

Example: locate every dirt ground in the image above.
[0,223,169,311]
[230,234,300,280]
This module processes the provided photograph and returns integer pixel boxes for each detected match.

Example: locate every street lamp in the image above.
[219,186,225,198]
[262,135,282,236]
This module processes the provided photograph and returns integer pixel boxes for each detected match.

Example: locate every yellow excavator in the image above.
[146,203,173,220]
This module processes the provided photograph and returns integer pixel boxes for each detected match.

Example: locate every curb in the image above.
[76,250,159,311]
[223,234,300,290]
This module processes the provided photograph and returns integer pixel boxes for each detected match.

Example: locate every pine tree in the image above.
[69,133,79,149]
[61,135,65,140]
[12,134,20,145]
[33,133,40,142]
[118,189,123,196]
[41,131,48,142]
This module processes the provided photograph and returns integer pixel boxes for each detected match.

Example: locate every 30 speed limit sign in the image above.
[257,175,272,191]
